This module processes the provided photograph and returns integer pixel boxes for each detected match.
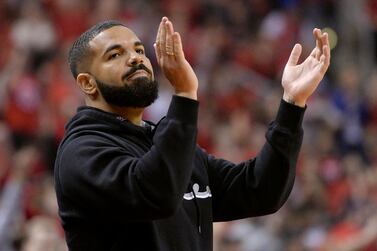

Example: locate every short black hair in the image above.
[68,20,125,79]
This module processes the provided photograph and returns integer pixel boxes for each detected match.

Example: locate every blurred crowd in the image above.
[1,0,377,250]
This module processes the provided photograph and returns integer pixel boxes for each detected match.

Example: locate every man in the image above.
[54,17,330,250]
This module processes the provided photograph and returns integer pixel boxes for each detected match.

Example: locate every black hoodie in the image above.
[54,95,305,251]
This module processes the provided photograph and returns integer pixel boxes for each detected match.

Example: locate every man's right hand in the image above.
[154,17,198,100]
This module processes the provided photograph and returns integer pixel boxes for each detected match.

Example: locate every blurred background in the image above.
[1,0,377,250]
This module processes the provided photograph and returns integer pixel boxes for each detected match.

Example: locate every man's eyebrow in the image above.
[103,42,144,56]
[134,41,144,47]
[103,44,122,56]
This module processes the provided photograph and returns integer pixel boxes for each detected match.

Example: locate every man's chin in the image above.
[97,77,159,108]
[126,76,152,85]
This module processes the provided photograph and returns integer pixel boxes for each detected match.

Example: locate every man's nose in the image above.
[128,52,143,66]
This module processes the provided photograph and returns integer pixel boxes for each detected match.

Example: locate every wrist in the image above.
[175,91,197,100]
[283,93,306,108]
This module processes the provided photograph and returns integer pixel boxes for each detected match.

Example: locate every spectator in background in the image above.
[10,0,56,57]
[20,216,67,251]
[331,64,369,163]
[0,146,36,251]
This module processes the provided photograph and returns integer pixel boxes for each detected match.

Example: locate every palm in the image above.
[282,55,324,98]
[281,29,330,106]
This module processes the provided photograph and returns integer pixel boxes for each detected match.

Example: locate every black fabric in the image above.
[54,96,305,251]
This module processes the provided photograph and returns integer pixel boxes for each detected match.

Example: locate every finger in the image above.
[165,20,175,57]
[315,46,321,60]
[160,17,167,55]
[321,32,329,49]
[155,19,164,60]
[319,44,331,73]
[173,32,185,60]
[309,47,318,60]
[287,43,302,66]
[317,32,329,62]
[323,33,331,68]
[313,28,322,48]
[313,28,323,60]
[154,43,161,64]
[316,45,330,76]
[156,17,165,57]
[156,18,163,45]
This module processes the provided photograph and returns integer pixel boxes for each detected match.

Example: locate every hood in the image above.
[61,106,155,149]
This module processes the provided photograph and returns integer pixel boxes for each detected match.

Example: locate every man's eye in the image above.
[136,49,144,54]
[109,53,120,60]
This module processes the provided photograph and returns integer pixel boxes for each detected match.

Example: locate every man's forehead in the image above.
[90,26,141,51]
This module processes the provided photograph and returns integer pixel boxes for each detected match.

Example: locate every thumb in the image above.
[287,43,302,66]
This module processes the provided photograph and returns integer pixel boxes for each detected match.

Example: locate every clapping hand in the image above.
[154,17,198,100]
[282,28,331,107]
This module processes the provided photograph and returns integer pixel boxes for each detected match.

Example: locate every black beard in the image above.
[96,77,159,108]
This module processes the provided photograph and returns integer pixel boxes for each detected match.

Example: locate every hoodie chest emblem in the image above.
[183,183,212,200]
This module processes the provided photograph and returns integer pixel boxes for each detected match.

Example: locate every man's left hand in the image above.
[282,28,331,107]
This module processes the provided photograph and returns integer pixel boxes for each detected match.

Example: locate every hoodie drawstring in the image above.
[190,182,202,234]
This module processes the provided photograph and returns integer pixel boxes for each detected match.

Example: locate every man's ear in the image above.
[76,73,97,96]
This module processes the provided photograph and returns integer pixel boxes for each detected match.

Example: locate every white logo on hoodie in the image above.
[183,183,212,200]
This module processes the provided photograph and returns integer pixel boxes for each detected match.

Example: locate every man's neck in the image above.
[87,100,145,126]
[112,106,144,126]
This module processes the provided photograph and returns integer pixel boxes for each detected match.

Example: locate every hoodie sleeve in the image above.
[206,99,305,221]
[55,96,198,222]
